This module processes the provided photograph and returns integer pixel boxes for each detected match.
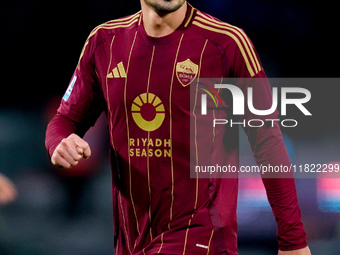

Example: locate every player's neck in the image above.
[140,1,187,38]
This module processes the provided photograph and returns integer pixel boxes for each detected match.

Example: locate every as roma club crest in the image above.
[176,59,199,87]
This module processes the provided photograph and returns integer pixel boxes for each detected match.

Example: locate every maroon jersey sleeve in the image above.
[245,122,307,250]
[230,34,308,250]
[58,35,105,125]
[45,34,105,157]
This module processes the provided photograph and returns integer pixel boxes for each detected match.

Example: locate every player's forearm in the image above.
[263,177,307,251]
[245,124,307,250]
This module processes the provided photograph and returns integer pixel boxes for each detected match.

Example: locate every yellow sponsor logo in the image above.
[131,93,165,132]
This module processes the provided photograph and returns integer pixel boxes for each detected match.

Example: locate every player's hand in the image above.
[0,174,17,205]
[51,134,91,169]
[278,247,311,255]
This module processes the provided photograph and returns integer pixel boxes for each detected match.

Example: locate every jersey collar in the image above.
[182,3,196,29]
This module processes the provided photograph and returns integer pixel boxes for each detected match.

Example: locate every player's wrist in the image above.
[278,246,311,255]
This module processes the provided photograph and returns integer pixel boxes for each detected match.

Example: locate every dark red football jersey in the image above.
[47,3,307,254]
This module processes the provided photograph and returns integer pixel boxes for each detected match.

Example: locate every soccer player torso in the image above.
[97,11,222,254]
[60,4,263,254]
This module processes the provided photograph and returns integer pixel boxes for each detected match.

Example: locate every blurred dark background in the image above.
[0,0,339,254]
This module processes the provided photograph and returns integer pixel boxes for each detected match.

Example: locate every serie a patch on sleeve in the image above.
[62,76,77,101]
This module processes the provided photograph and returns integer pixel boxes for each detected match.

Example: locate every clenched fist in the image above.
[51,134,91,169]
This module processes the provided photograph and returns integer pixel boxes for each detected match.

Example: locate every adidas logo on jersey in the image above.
[107,61,127,78]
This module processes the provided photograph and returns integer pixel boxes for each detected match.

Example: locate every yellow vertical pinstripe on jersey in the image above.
[167,33,185,232]
[157,232,165,254]
[207,230,214,255]
[212,77,223,146]
[192,12,262,77]
[182,39,208,255]
[115,237,119,255]
[98,16,141,252]
[123,31,141,243]
[106,35,132,255]
[119,193,132,254]
[78,39,89,68]
[106,35,116,149]
[146,46,156,242]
